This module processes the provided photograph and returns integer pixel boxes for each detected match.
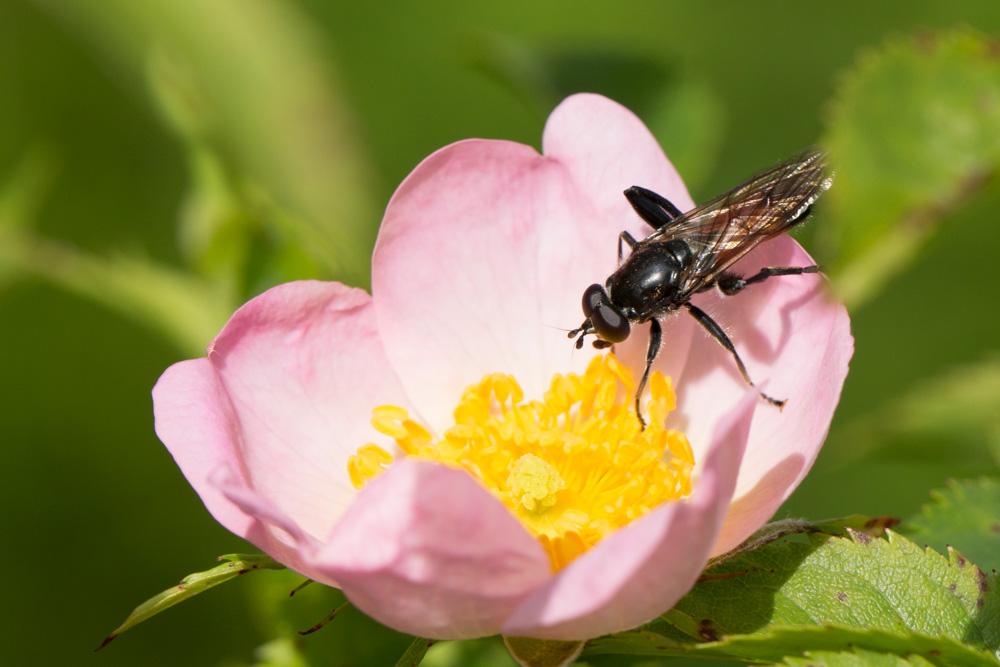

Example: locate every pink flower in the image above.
[153,94,852,641]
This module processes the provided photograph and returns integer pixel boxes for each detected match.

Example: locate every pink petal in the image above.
[153,281,413,545]
[541,93,694,238]
[153,359,315,574]
[372,94,695,430]
[501,390,757,640]
[153,359,258,543]
[543,93,700,403]
[312,459,551,639]
[670,236,853,555]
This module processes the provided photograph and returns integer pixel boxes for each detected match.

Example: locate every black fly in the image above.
[569,149,833,427]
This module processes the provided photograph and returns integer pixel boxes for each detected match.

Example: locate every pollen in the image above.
[508,454,565,513]
[346,354,695,571]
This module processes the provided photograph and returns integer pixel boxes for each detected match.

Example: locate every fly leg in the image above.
[624,186,683,230]
[618,231,638,265]
[634,318,662,429]
[685,303,785,408]
[718,265,819,296]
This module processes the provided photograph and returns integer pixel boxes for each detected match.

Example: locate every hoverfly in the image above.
[569,149,832,427]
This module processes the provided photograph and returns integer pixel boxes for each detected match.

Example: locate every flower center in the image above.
[508,453,565,513]
[347,353,694,570]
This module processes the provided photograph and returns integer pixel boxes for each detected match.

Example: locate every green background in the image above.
[2,2,998,665]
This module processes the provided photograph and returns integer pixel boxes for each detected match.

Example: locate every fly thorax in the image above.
[609,246,682,311]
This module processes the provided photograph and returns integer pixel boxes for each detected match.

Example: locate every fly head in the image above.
[569,283,631,349]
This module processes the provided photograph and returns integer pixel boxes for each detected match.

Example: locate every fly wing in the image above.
[649,149,831,293]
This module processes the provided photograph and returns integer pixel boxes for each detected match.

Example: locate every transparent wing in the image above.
[646,148,832,293]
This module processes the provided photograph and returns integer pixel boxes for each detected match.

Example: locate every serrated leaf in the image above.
[666,530,998,652]
[99,553,284,649]
[586,626,999,667]
[781,647,937,667]
[503,636,583,667]
[904,479,1000,573]
[821,29,1000,306]
[709,515,901,568]
[588,525,999,665]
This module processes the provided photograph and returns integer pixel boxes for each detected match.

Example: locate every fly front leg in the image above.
[624,186,683,230]
[717,265,819,296]
[634,318,662,430]
[685,303,785,408]
[618,231,638,265]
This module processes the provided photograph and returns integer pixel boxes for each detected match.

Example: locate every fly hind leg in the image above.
[686,303,785,408]
[718,265,819,296]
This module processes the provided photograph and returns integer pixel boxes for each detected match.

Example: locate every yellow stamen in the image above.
[346,353,695,570]
[346,444,394,489]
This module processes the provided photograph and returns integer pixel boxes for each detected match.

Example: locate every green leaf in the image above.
[904,479,1000,573]
[587,525,1000,665]
[99,553,284,650]
[394,637,435,667]
[502,636,584,667]
[821,29,1000,307]
[665,530,998,652]
[708,515,901,568]
[587,626,999,667]
[780,647,937,667]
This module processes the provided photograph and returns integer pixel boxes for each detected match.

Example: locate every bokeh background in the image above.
[3,2,999,665]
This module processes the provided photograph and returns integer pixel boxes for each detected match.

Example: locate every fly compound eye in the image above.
[592,302,630,343]
[581,283,606,318]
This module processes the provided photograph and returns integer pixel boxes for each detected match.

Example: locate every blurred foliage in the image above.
[504,637,584,667]
[821,29,1000,307]
[3,0,1000,665]
[39,0,378,285]
[467,35,726,189]
[827,355,1000,471]
[903,478,1000,572]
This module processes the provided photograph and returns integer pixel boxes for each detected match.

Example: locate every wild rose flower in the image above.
[153,94,852,641]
